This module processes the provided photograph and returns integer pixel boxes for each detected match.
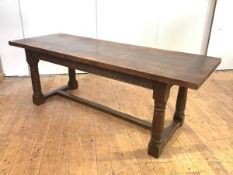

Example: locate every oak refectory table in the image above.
[9,33,221,158]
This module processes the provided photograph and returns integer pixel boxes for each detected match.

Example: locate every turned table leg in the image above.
[68,68,78,90]
[148,82,171,158]
[25,50,45,105]
[173,86,188,125]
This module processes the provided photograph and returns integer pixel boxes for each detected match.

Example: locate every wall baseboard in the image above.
[0,73,4,82]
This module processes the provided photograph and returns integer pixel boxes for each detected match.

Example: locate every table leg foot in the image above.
[148,138,162,158]
[32,94,45,105]
[68,81,78,90]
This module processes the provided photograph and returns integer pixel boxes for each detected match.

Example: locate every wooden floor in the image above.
[0,71,232,175]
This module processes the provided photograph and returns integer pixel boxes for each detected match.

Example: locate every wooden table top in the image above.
[9,33,221,89]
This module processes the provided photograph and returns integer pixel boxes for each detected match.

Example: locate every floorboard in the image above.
[0,71,232,175]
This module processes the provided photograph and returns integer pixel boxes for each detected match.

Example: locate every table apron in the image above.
[29,51,173,89]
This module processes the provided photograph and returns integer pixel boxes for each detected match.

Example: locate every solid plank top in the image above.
[9,33,221,89]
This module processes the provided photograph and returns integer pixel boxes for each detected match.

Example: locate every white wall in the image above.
[156,0,210,54]
[0,0,28,76]
[208,0,233,69]
[97,0,159,48]
[0,0,231,76]
[97,0,211,54]
[20,0,96,74]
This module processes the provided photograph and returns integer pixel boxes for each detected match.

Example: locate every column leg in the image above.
[25,51,45,105]
[148,82,171,158]
[68,68,78,90]
[173,86,188,126]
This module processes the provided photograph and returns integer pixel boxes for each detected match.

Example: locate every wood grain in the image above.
[0,73,3,82]
[0,71,232,174]
[9,33,221,89]
[9,34,221,158]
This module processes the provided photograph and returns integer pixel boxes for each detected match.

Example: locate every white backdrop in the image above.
[0,0,28,76]
[208,0,233,69]
[19,0,96,74]
[0,0,232,76]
